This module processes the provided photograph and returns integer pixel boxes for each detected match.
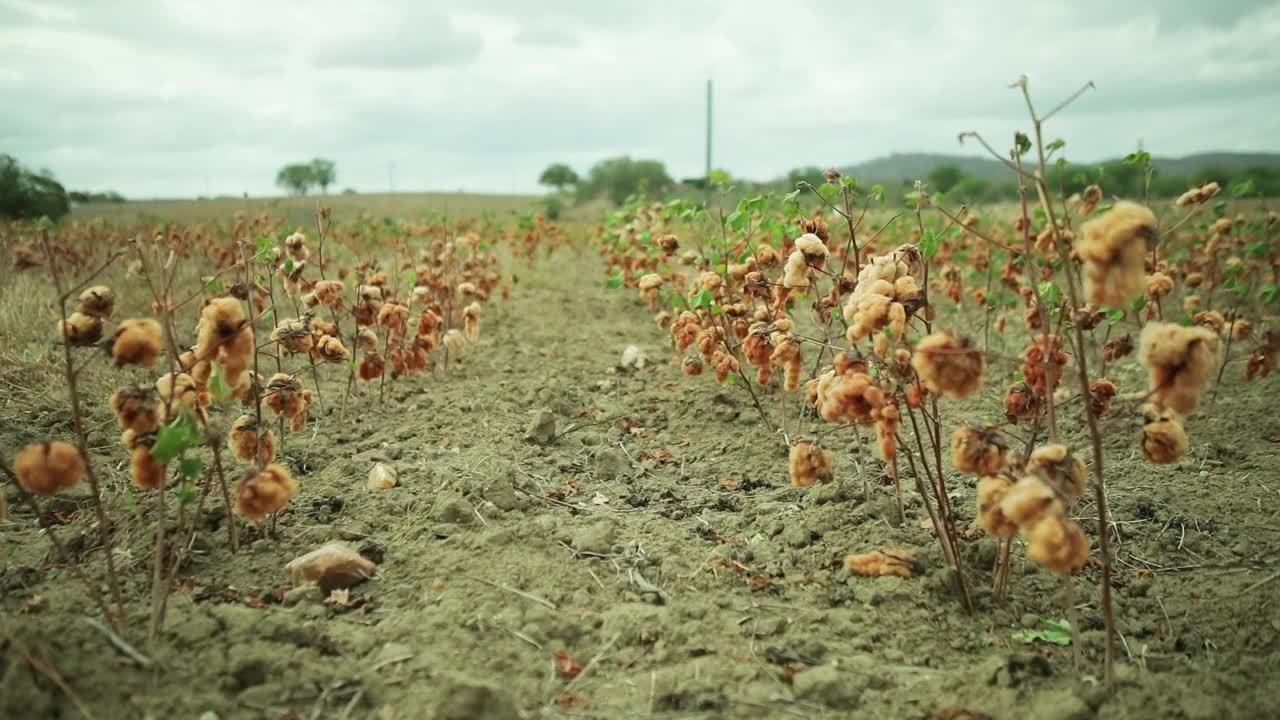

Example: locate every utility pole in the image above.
[704,78,713,207]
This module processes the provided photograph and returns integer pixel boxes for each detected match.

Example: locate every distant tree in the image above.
[276,163,317,196]
[0,154,70,220]
[786,166,826,189]
[950,175,991,203]
[310,158,336,194]
[927,164,964,194]
[578,156,674,205]
[538,163,579,192]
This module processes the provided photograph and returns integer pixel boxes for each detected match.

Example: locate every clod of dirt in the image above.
[432,677,520,720]
[285,542,378,591]
[367,462,398,490]
[1027,689,1091,720]
[791,663,866,709]
[594,447,631,481]
[432,493,477,524]
[482,474,523,511]
[572,520,617,555]
[282,583,325,606]
[620,344,647,370]
[524,409,557,445]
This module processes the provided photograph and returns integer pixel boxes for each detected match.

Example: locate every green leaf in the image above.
[691,288,715,310]
[208,363,232,402]
[1046,138,1066,152]
[1128,296,1146,313]
[176,478,198,506]
[200,275,225,294]
[151,411,202,464]
[1260,283,1280,306]
[1014,133,1032,157]
[831,307,843,321]
[1037,281,1062,307]
[670,295,689,310]
[725,372,739,385]
[283,258,295,275]
[179,456,203,481]
[919,230,940,259]
[604,271,624,289]
[840,175,857,190]
[1103,307,1125,324]
[1013,619,1072,646]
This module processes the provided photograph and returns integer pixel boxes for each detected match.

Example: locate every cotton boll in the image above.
[1076,201,1156,307]
[789,440,834,487]
[14,441,84,496]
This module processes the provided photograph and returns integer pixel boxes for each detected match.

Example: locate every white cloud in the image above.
[1,0,1277,197]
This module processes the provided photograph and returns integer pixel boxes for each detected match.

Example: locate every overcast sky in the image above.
[3,0,1278,198]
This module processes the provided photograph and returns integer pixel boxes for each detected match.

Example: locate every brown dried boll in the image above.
[59,312,104,347]
[462,301,482,341]
[1138,321,1220,415]
[312,280,345,307]
[1026,444,1087,501]
[235,463,296,521]
[1191,310,1225,333]
[671,311,700,353]
[1245,330,1280,382]
[710,350,739,384]
[1072,306,1103,331]
[284,231,309,262]
[875,404,901,461]
[815,369,884,425]
[156,372,208,420]
[416,309,442,339]
[264,373,305,418]
[129,445,166,491]
[1102,333,1134,363]
[271,317,315,354]
[1140,405,1188,464]
[656,234,679,255]
[443,328,466,353]
[110,316,162,366]
[195,297,247,359]
[1025,514,1090,574]
[1076,201,1156,307]
[111,385,161,434]
[1182,295,1200,312]
[950,427,1006,475]
[456,281,477,299]
[911,330,984,400]
[77,285,115,319]
[743,324,774,380]
[1003,382,1039,421]
[377,303,410,336]
[314,335,350,363]
[290,391,314,432]
[1146,272,1174,298]
[310,316,338,338]
[1080,184,1103,215]
[998,476,1058,528]
[14,441,84,496]
[789,440,834,487]
[356,327,379,352]
[1088,379,1117,417]
[1225,319,1251,342]
[754,244,781,268]
[1175,181,1220,208]
[357,351,385,381]
[1021,334,1069,398]
[654,311,672,329]
[681,356,704,377]
[637,273,664,310]
[229,414,276,465]
[976,475,1019,538]
[769,335,804,391]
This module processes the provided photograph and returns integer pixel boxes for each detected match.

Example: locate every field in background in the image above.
[70,192,554,226]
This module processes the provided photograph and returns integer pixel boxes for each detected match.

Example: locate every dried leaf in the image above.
[285,543,377,591]
[845,549,916,577]
[554,649,583,680]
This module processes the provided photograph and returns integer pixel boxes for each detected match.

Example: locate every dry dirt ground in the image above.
[2,246,1279,719]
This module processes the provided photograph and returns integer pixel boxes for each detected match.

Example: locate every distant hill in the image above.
[835,151,1280,184]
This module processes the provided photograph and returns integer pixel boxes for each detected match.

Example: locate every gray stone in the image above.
[432,493,476,524]
[524,410,557,445]
[594,448,631,481]
[792,663,864,710]
[572,521,617,555]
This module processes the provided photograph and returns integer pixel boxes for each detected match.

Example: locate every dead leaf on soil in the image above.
[554,649,583,680]
[845,548,917,577]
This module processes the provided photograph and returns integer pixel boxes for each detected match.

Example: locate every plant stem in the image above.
[41,233,128,631]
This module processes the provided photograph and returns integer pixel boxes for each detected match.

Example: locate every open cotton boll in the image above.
[1138,322,1220,415]
[236,463,296,521]
[911,330,984,400]
[14,441,84,496]
[1076,201,1156,307]
[789,440,834,487]
[111,318,163,368]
